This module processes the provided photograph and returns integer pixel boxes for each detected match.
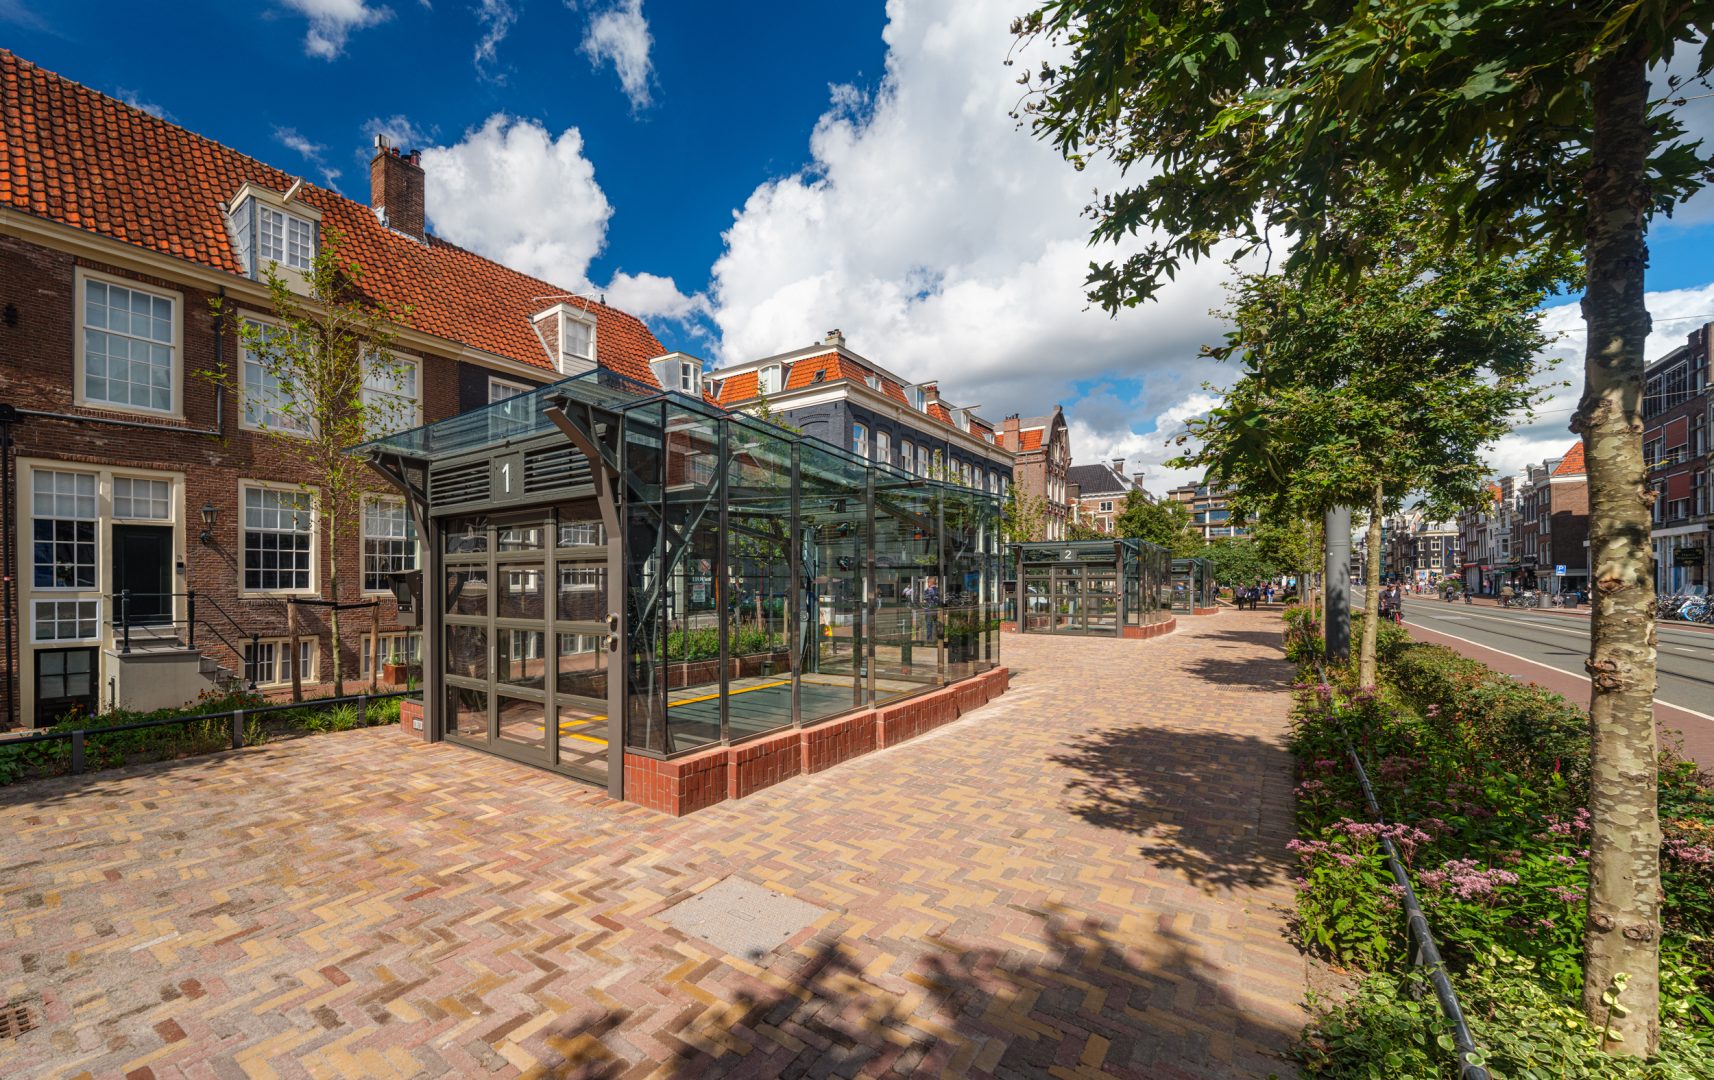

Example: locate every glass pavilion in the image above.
[1011,539,1172,635]
[358,370,1004,796]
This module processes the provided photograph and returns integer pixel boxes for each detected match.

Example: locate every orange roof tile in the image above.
[0,49,664,386]
[1553,441,1586,476]
[1018,429,1044,451]
[715,370,759,406]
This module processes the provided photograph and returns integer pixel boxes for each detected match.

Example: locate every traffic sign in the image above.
[1555,564,1566,576]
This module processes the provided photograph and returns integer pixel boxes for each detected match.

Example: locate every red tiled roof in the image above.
[1552,440,1586,476]
[714,370,759,406]
[0,49,664,386]
[1018,429,1044,451]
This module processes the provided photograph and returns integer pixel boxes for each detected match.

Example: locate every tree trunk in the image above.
[1578,45,1661,1057]
[330,500,345,698]
[1359,483,1384,687]
[287,598,303,704]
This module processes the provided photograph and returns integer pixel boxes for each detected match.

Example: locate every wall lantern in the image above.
[199,502,218,545]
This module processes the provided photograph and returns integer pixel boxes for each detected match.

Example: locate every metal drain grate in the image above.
[0,998,36,1040]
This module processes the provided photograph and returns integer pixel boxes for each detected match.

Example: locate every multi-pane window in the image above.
[679,361,698,394]
[362,497,417,592]
[113,477,171,520]
[257,206,316,271]
[361,631,422,677]
[243,486,313,591]
[558,522,604,546]
[33,470,97,589]
[876,430,891,467]
[917,444,930,476]
[489,377,533,438]
[900,440,914,473]
[83,278,174,413]
[560,566,600,591]
[563,316,595,368]
[33,599,99,642]
[362,355,419,436]
[241,322,309,433]
[852,422,869,458]
[245,638,315,686]
[759,365,781,395]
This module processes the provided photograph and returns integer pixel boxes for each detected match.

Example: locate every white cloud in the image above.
[473,0,517,79]
[707,0,1233,466]
[363,114,436,150]
[578,0,654,109]
[604,271,706,323]
[279,0,392,59]
[274,126,342,188]
[115,88,169,120]
[420,115,612,288]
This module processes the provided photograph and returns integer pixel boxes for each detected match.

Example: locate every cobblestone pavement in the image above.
[0,611,1310,1079]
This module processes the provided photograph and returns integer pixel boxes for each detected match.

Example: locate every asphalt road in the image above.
[1352,589,1714,723]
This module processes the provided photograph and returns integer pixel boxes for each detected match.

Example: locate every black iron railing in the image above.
[109,589,264,682]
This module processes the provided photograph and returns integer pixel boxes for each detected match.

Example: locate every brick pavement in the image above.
[0,611,1310,1079]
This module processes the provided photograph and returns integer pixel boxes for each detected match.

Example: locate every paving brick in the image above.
[0,613,1308,1078]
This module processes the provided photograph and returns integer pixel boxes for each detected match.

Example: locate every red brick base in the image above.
[1120,616,1178,639]
[1192,606,1222,616]
[622,666,1011,816]
[398,698,426,740]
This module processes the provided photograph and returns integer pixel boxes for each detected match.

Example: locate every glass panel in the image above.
[557,562,606,622]
[941,485,983,679]
[444,520,488,554]
[623,403,667,752]
[447,685,488,740]
[498,564,546,620]
[799,441,868,724]
[446,625,487,680]
[495,628,547,690]
[872,472,938,703]
[724,417,795,737]
[498,525,544,552]
[495,695,547,751]
[660,406,723,751]
[446,567,489,616]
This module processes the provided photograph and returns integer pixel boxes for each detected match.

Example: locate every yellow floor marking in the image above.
[551,678,793,736]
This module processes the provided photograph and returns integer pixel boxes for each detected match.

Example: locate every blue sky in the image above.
[8,0,1714,492]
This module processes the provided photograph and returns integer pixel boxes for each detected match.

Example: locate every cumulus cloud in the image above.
[473,0,517,80]
[363,114,436,150]
[115,88,170,120]
[707,0,1232,472]
[416,114,696,313]
[578,0,654,109]
[279,0,392,59]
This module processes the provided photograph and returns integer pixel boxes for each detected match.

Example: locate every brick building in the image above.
[0,50,667,727]
[1166,477,1250,541]
[997,409,1072,540]
[1455,478,1517,596]
[1644,329,1712,592]
[1066,459,1148,534]
[705,331,1013,494]
[1513,442,1590,596]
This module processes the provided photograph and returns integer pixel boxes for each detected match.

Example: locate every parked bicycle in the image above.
[1657,593,1714,624]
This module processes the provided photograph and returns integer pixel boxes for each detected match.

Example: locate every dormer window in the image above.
[563,315,594,371]
[759,365,782,395]
[910,386,926,410]
[865,373,880,390]
[226,183,321,283]
[678,360,699,394]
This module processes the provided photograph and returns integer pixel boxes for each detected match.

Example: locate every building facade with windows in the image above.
[0,50,667,727]
[706,331,1015,498]
[997,409,1072,540]
[1066,459,1149,534]
[1455,479,1517,596]
[1166,478,1250,541]
[1511,443,1590,596]
[1644,330,1712,593]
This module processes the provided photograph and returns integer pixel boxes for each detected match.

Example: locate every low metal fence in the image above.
[1,691,410,778]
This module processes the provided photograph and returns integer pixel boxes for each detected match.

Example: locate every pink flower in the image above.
[1665,838,1714,866]
[1418,858,1519,901]
[1548,886,1585,904]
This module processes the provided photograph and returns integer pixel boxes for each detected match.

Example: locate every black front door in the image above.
[113,524,173,627]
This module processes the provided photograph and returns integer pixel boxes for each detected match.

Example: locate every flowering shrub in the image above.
[1287,622,1714,1072]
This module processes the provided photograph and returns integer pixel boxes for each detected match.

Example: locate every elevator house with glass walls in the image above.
[1011,539,1174,637]
[357,369,1005,803]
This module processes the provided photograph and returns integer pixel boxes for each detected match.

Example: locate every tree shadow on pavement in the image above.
[547,904,1301,1079]
[1051,725,1297,897]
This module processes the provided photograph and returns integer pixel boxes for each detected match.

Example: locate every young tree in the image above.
[1018,4,1704,1046]
[207,231,412,700]
[1002,484,1049,543]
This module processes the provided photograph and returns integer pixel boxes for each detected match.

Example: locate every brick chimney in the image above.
[370,135,425,241]
[1111,457,1126,476]
[823,328,845,347]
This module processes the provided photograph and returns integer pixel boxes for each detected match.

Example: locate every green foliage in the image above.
[664,625,787,662]
[1195,537,1280,586]
[0,690,405,787]
[1002,485,1050,543]
[1113,490,1198,555]
[1283,624,1714,1070]
[1282,603,1325,666]
[1301,950,1714,1079]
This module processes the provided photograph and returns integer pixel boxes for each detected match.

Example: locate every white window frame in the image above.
[360,630,422,677]
[246,637,316,687]
[900,439,914,474]
[74,267,183,418]
[561,311,597,373]
[678,361,699,394]
[361,352,421,437]
[111,475,173,521]
[240,481,318,595]
[239,317,311,437]
[759,365,782,395]
[31,468,99,592]
[852,422,869,459]
[489,376,535,402]
[257,204,317,272]
[876,430,891,467]
[361,495,418,594]
[32,598,102,643]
